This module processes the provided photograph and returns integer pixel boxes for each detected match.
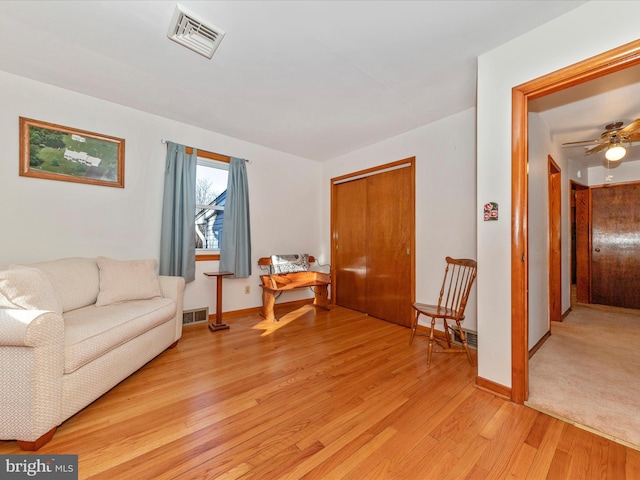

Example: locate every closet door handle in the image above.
[594,247,601,252]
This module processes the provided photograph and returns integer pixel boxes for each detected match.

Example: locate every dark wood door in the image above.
[332,160,414,327]
[591,183,640,309]
[574,185,590,303]
[334,178,367,313]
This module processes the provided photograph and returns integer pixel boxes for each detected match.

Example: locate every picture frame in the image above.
[19,117,125,188]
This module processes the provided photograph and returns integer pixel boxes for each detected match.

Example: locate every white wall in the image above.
[569,159,589,185]
[0,70,323,315]
[588,159,640,186]
[527,113,552,348]
[477,1,640,387]
[528,112,572,350]
[322,108,477,331]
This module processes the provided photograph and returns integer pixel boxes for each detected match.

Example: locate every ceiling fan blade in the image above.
[561,139,600,147]
[618,118,640,136]
[585,143,608,155]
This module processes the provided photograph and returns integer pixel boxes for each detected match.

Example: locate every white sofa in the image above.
[0,256,185,450]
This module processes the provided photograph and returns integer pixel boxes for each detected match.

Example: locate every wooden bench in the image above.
[258,255,331,321]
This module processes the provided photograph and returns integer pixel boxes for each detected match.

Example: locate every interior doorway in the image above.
[331,158,415,327]
[511,39,640,404]
[570,181,640,309]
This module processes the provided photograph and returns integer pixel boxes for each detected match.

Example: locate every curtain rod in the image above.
[161,139,251,164]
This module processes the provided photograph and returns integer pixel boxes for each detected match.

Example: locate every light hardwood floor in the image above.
[2,303,640,479]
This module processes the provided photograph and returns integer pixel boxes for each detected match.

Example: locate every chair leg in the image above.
[427,317,436,367]
[442,320,452,348]
[409,311,420,345]
[456,320,475,366]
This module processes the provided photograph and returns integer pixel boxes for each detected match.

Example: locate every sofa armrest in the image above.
[158,275,185,302]
[158,275,186,343]
[0,308,64,346]
[0,309,64,442]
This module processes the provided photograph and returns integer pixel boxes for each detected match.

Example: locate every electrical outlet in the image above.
[244,285,250,294]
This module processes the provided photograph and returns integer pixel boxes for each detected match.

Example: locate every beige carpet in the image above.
[527,303,640,449]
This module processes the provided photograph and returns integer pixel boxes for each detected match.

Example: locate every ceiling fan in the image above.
[562,118,640,161]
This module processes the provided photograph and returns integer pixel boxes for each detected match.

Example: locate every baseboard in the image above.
[528,330,551,359]
[475,376,511,401]
[209,306,259,322]
[413,324,450,340]
[207,299,316,322]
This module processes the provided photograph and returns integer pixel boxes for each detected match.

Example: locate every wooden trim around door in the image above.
[511,39,640,404]
[548,156,562,323]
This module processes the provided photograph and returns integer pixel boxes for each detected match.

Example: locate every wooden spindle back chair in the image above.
[410,257,477,366]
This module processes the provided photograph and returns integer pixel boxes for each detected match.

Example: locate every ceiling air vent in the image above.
[167,4,225,59]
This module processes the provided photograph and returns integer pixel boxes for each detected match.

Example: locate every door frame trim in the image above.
[547,155,562,323]
[511,39,640,404]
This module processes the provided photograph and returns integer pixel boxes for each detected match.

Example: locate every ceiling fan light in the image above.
[605,144,626,161]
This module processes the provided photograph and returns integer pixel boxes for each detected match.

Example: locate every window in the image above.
[195,158,228,254]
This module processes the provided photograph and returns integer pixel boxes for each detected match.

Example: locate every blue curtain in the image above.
[159,142,197,282]
[219,157,252,278]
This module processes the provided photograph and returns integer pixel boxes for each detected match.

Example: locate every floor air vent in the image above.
[453,329,478,349]
[183,307,209,325]
[167,4,225,59]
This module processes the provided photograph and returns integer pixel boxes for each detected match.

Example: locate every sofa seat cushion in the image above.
[63,297,176,374]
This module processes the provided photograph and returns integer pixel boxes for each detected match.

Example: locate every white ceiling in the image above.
[0,1,590,161]
[531,63,640,169]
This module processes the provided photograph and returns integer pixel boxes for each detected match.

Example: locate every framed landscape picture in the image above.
[19,117,125,188]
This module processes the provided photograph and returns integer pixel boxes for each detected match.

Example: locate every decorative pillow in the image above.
[95,257,162,306]
[271,254,310,274]
[0,265,63,314]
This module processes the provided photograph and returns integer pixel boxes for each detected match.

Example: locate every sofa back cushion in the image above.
[95,257,162,306]
[32,258,100,312]
[0,265,63,314]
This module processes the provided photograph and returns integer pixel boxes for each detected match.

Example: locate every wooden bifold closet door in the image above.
[332,159,414,327]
